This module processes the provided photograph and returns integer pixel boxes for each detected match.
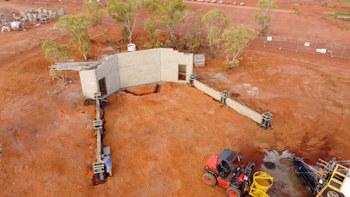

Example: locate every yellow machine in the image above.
[293,157,350,197]
[249,171,274,197]
[316,164,349,197]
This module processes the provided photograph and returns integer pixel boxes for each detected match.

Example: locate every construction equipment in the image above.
[203,149,273,197]
[249,171,273,197]
[293,156,350,197]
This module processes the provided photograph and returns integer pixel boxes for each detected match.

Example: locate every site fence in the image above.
[251,35,350,59]
[193,80,263,124]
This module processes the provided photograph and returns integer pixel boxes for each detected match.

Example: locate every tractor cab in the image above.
[216,149,242,179]
[203,149,259,197]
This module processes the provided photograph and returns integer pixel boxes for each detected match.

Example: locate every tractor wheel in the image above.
[323,189,342,197]
[226,187,241,197]
[202,173,216,187]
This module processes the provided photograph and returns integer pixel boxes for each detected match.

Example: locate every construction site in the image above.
[0,0,350,197]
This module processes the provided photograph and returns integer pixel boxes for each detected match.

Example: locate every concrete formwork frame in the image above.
[192,79,271,128]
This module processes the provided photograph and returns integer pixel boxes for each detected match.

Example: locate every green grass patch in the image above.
[333,12,350,17]
[338,0,350,3]
[322,14,350,30]
[324,12,350,18]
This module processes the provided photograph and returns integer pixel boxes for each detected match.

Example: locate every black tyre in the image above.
[227,187,241,197]
[323,189,341,197]
[202,173,216,187]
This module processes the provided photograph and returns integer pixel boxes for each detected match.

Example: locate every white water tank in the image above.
[127,43,136,52]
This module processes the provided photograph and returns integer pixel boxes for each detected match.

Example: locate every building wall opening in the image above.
[99,78,107,96]
[178,64,186,81]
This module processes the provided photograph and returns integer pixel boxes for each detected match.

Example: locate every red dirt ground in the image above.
[125,83,159,96]
[1,0,350,197]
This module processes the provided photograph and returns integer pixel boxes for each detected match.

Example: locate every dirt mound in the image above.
[125,83,159,96]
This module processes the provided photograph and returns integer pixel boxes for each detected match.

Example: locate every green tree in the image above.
[103,29,111,42]
[84,1,111,43]
[107,0,142,43]
[121,27,130,43]
[193,8,206,44]
[56,15,91,60]
[42,40,70,63]
[254,0,277,35]
[202,9,231,52]
[144,18,160,43]
[145,0,187,40]
[222,26,258,68]
[84,1,104,25]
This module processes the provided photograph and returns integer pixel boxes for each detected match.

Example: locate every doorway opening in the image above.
[178,64,186,81]
[98,78,107,96]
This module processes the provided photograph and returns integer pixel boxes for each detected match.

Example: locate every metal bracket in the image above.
[93,120,103,130]
[94,92,101,98]
[261,112,273,129]
[93,162,105,174]
[220,90,230,104]
[189,73,197,86]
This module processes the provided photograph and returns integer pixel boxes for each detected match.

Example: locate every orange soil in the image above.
[0,0,350,197]
[125,83,159,96]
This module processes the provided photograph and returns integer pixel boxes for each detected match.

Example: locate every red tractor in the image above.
[202,149,255,197]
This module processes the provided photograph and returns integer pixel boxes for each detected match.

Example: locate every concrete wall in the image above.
[117,48,161,88]
[160,48,193,83]
[78,49,263,125]
[79,69,98,99]
[226,98,263,123]
[193,80,263,124]
[95,54,120,95]
[79,48,193,99]
[193,80,221,101]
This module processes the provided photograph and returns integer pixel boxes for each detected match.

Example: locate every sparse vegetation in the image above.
[144,18,160,46]
[42,40,70,64]
[108,0,142,43]
[56,15,91,60]
[103,29,111,42]
[84,1,111,43]
[145,0,188,40]
[202,9,231,52]
[192,8,207,52]
[254,0,277,35]
[292,7,300,15]
[222,26,258,68]
[121,27,130,43]
[84,1,104,26]
[328,12,350,18]
[323,13,350,31]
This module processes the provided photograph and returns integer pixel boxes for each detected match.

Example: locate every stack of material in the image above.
[9,7,64,23]
[194,54,206,67]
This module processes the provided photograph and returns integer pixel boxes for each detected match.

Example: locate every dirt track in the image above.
[1,0,350,196]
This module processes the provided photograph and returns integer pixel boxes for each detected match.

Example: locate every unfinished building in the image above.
[50,47,270,127]
[50,47,272,184]
[78,48,193,99]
